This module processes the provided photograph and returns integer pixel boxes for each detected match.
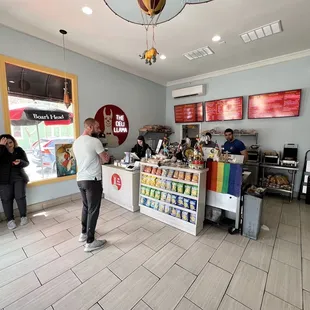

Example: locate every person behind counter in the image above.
[0,134,29,230]
[223,128,248,162]
[202,133,217,148]
[131,136,155,159]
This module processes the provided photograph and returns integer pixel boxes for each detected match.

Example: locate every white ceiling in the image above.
[0,0,310,85]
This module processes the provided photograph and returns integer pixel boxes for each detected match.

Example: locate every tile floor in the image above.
[0,196,309,310]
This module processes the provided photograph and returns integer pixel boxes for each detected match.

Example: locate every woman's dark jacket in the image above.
[0,145,29,184]
[131,143,155,159]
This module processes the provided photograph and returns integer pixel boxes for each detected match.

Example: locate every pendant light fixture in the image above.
[59,29,71,109]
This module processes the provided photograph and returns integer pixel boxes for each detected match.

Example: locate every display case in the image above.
[139,162,207,236]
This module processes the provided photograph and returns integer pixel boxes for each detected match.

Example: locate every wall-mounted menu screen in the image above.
[205,97,243,121]
[248,89,301,119]
[174,102,204,123]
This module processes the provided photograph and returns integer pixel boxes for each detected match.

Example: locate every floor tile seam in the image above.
[240,257,270,273]
[271,255,302,270]
[223,293,252,310]
[53,215,80,224]
[264,290,303,310]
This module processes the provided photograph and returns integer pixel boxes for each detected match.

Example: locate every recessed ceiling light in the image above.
[82,6,93,15]
[212,35,221,42]
[160,54,166,60]
[9,80,15,84]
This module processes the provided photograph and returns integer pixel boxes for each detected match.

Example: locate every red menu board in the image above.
[174,102,203,123]
[205,97,243,121]
[248,89,301,119]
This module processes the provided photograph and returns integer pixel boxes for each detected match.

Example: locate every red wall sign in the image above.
[111,173,122,191]
[205,97,243,121]
[174,102,203,123]
[95,105,129,148]
[248,89,301,119]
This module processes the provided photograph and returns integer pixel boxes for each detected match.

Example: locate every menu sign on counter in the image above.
[174,102,203,123]
[248,89,301,119]
[205,97,243,121]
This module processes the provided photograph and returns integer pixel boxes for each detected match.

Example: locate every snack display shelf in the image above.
[139,162,208,236]
[141,172,198,186]
[140,184,198,201]
[140,195,196,214]
[139,205,197,235]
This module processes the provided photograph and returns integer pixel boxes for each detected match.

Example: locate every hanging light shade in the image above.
[137,0,166,17]
[59,29,71,109]
[104,0,213,25]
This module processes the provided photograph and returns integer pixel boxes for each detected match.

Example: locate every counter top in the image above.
[260,164,299,171]
[102,164,140,174]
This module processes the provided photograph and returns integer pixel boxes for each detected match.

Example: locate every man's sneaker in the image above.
[84,239,106,252]
[20,217,28,226]
[78,233,87,242]
[7,220,17,230]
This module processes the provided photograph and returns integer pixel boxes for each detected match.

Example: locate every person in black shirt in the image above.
[131,135,154,159]
[0,134,29,230]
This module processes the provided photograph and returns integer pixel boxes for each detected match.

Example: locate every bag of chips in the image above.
[146,199,151,207]
[182,211,189,222]
[151,167,157,175]
[185,172,192,182]
[189,200,197,211]
[176,209,181,219]
[150,189,155,198]
[154,202,159,210]
[177,196,184,207]
[191,186,198,197]
[172,182,178,192]
[178,171,185,180]
[171,208,177,217]
[140,197,146,205]
[150,201,156,209]
[184,185,191,195]
[164,205,170,214]
[166,193,172,204]
[145,187,150,196]
[159,204,165,212]
[192,174,199,183]
[161,192,167,201]
[155,190,161,200]
[156,168,162,176]
[141,186,146,195]
[177,183,184,194]
[190,213,196,224]
[173,170,179,179]
[162,169,168,177]
[155,178,162,188]
[165,180,172,191]
[167,169,174,178]
[171,194,177,205]
[183,198,190,209]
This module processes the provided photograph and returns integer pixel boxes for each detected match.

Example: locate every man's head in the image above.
[137,135,145,147]
[224,128,234,142]
[84,118,101,137]
[206,132,212,141]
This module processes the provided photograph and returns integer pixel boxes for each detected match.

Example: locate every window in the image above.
[0,56,79,186]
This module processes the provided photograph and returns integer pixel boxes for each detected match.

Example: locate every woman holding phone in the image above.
[0,134,29,230]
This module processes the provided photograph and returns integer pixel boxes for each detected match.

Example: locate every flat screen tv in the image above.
[174,102,204,123]
[248,89,301,119]
[205,96,243,121]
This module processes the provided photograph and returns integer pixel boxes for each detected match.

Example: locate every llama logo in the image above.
[103,107,119,148]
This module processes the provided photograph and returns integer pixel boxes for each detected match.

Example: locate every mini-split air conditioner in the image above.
[172,85,205,99]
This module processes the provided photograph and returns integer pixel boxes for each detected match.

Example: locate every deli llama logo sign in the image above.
[95,105,129,148]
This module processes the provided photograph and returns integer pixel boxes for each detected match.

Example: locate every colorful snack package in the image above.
[171,194,177,205]
[164,205,170,214]
[172,182,178,192]
[184,185,191,195]
[156,168,162,176]
[154,202,159,210]
[177,196,184,207]
[183,198,190,209]
[146,199,151,207]
[150,189,155,198]
[182,211,189,222]
[185,172,192,182]
[191,186,198,197]
[150,201,156,209]
[190,213,196,224]
[165,180,172,191]
[155,178,162,188]
[143,165,148,173]
[145,187,150,196]
[171,208,177,217]
[189,200,197,211]
[145,166,152,173]
[150,177,156,187]
[167,169,174,178]
[192,174,199,183]
[155,190,161,200]
[141,186,146,195]
[176,209,181,219]
[151,167,157,175]
[161,192,167,201]
[162,169,168,177]
[173,170,179,179]
[159,204,165,212]
[178,171,185,180]
[160,179,166,189]
[140,197,146,205]
[166,193,172,204]
[177,183,184,194]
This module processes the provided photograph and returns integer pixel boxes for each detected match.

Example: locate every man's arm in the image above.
[240,149,248,162]
[94,138,109,164]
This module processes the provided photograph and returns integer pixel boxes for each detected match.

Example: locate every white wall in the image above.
[0,25,166,207]
[166,57,310,190]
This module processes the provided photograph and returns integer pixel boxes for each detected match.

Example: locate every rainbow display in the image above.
[207,162,243,197]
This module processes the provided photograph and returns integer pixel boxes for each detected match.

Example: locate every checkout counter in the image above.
[102,160,140,212]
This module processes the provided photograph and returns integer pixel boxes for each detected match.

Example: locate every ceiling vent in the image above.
[240,20,283,43]
[172,85,205,99]
[183,46,214,60]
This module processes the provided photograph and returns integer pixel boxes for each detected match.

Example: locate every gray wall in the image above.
[166,57,310,189]
[0,25,166,208]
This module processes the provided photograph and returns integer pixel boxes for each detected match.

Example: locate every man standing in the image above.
[73,118,109,252]
[223,128,248,162]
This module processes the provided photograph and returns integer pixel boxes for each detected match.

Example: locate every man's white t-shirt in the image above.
[73,135,104,181]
